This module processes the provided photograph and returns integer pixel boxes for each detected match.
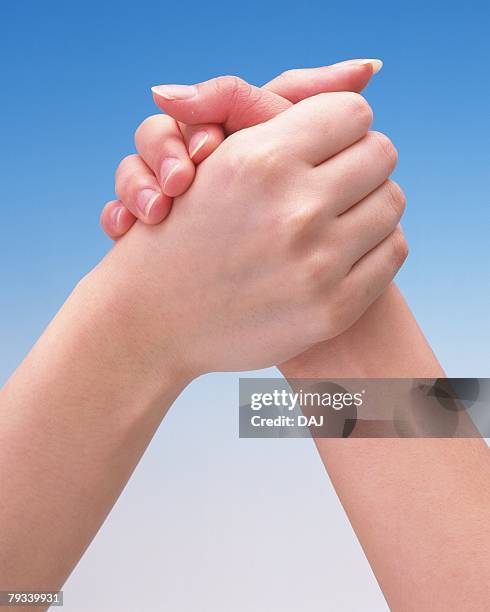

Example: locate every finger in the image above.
[329,58,383,72]
[151,76,291,133]
[259,91,373,166]
[342,226,408,321]
[313,131,398,214]
[263,59,381,103]
[115,154,173,223]
[134,114,195,197]
[179,122,225,163]
[170,64,372,165]
[151,59,382,138]
[337,180,406,264]
[100,200,136,240]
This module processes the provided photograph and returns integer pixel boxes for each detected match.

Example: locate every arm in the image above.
[99,69,490,608]
[0,268,188,593]
[1,91,402,598]
[281,282,443,378]
[281,284,490,612]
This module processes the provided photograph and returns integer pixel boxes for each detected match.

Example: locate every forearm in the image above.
[280,284,490,611]
[0,262,189,595]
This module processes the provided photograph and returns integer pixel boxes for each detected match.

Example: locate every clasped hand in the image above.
[96,60,407,384]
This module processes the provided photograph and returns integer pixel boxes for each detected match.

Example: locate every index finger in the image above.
[263,59,381,103]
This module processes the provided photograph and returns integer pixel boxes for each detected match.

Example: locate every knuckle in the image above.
[134,114,175,148]
[342,92,373,128]
[116,154,139,175]
[115,164,148,199]
[279,68,299,79]
[253,144,283,175]
[291,205,316,231]
[214,75,249,100]
[370,131,398,168]
[228,138,282,177]
[384,180,406,218]
[114,155,138,192]
[391,228,409,267]
[298,245,342,297]
[134,114,161,141]
[284,207,316,247]
[214,76,274,130]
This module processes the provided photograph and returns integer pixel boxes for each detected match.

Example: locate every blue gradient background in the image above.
[1,1,489,610]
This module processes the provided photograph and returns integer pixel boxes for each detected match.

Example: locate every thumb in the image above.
[151,59,381,136]
[151,76,290,134]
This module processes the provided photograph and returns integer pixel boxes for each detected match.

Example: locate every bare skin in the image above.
[0,63,407,608]
[101,59,379,234]
[106,69,490,610]
[282,286,490,612]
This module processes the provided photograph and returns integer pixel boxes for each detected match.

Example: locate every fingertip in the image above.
[151,84,198,116]
[160,160,195,198]
[151,90,167,113]
[116,206,137,236]
[191,132,223,163]
[360,59,383,74]
[331,60,383,92]
[185,125,224,164]
[141,191,174,223]
[101,201,136,240]
[323,62,374,94]
[151,84,198,101]
[352,62,375,91]
[188,130,210,160]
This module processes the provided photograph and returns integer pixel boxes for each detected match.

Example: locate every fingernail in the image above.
[110,205,123,230]
[358,59,383,74]
[189,131,209,159]
[160,158,181,192]
[151,84,198,100]
[137,189,161,218]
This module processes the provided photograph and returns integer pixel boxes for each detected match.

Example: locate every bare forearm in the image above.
[280,284,490,611]
[0,265,188,594]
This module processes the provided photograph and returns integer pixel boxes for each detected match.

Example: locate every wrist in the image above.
[280,284,444,379]
[73,261,195,405]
